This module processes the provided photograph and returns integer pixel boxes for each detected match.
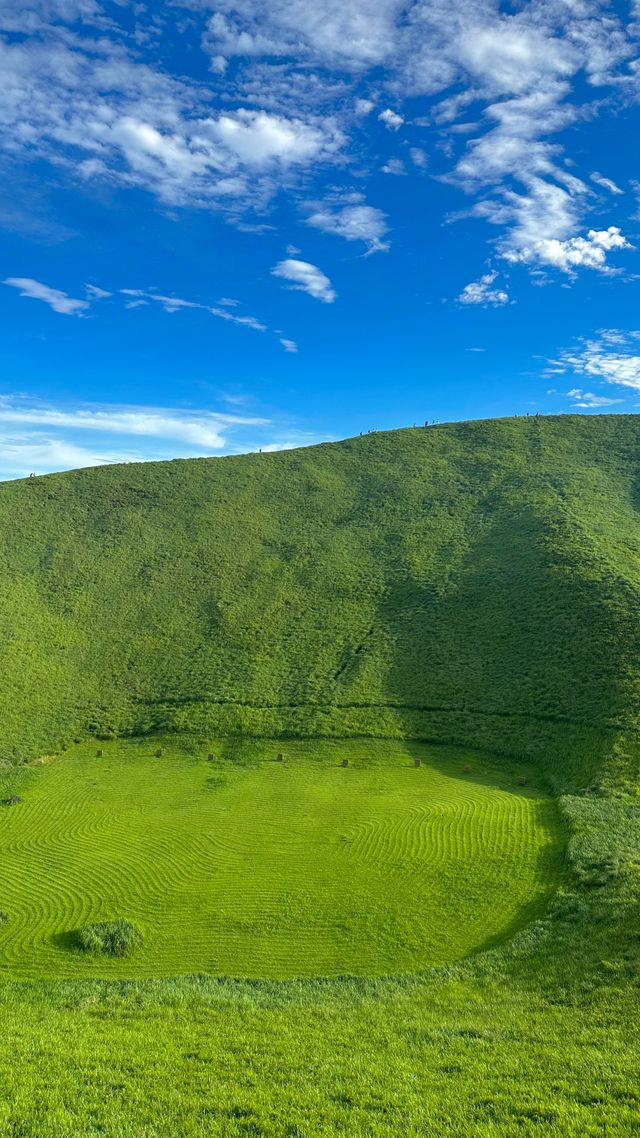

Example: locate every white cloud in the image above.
[202,1,402,70]
[4,273,272,337]
[0,433,145,481]
[0,393,282,480]
[591,172,623,195]
[257,430,334,453]
[381,157,406,176]
[378,108,404,131]
[0,28,344,214]
[84,283,112,299]
[119,288,267,330]
[279,337,298,352]
[3,277,90,315]
[272,258,336,303]
[0,393,332,480]
[409,147,428,169]
[355,98,375,116]
[306,202,389,253]
[505,226,632,274]
[0,398,267,448]
[205,108,338,165]
[0,0,636,284]
[408,5,634,270]
[565,388,623,408]
[547,330,640,395]
[458,272,509,306]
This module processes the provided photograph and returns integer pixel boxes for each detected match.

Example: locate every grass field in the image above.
[0,416,639,1135]
[0,738,564,979]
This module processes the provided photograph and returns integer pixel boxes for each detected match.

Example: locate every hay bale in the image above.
[414,757,421,768]
[207,752,216,762]
[96,748,104,758]
[340,758,349,768]
[276,752,285,762]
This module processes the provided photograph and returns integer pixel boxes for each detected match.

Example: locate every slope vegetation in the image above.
[1,415,640,786]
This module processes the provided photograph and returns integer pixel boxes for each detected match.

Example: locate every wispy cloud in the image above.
[565,388,623,408]
[272,258,336,303]
[591,172,623,196]
[4,273,301,350]
[3,278,90,315]
[120,288,267,330]
[0,434,145,481]
[458,272,509,306]
[84,283,112,299]
[0,394,330,480]
[545,330,640,395]
[0,397,267,448]
[306,201,389,253]
[0,0,637,293]
[200,0,637,279]
[0,20,343,215]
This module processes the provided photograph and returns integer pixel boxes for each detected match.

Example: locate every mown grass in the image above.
[0,738,564,979]
[0,774,638,1137]
[0,415,639,1134]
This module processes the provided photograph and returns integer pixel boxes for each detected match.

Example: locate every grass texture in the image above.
[0,739,564,980]
[75,920,143,957]
[0,415,639,1135]
[1,413,640,790]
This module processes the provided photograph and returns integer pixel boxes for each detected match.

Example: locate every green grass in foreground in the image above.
[0,739,564,979]
[0,751,638,1137]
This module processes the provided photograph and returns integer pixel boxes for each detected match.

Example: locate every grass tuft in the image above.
[75,919,142,957]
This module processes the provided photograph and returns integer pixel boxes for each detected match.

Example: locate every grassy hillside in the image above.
[1,414,640,1136]
[1,414,640,786]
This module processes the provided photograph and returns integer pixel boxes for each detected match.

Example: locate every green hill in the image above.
[2,413,640,787]
[1,413,640,1137]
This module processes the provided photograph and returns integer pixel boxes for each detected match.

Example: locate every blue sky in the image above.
[1,0,639,478]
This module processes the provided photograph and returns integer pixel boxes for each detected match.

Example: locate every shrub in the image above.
[75,919,142,957]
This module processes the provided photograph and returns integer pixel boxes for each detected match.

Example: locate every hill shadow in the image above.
[363,489,626,790]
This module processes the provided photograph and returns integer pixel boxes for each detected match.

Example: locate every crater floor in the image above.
[0,738,565,979]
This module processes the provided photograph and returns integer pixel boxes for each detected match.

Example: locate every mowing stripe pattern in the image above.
[0,739,565,979]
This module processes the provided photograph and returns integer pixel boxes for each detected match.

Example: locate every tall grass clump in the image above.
[75,919,142,957]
